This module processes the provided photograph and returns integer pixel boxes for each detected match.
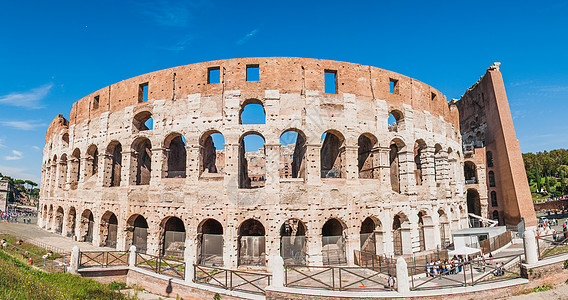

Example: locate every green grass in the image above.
[0,251,134,299]
[0,234,63,259]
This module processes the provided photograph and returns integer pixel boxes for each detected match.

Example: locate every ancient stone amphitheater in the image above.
[39,57,468,269]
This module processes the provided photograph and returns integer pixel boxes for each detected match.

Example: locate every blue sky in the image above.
[0,0,566,183]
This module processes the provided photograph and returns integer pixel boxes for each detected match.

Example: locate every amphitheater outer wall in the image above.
[39,57,467,269]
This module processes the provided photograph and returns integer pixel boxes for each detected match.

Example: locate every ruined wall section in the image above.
[455,63,537,227]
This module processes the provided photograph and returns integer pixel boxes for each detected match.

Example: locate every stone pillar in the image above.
[269,255,285,288]
[150,147,164,185]
[396,257,410,293]
[264,144,280,191]
[123,150,135,186]
[128,245,137,267]
[345,145,358,181]
[185,252,195,283]
[523,230,538,264]
[305,144,322,185]
[69,246,80,275]
[186,145,200,184]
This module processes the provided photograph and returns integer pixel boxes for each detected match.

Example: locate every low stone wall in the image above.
[534,200,568,212]
[77,267,128,284]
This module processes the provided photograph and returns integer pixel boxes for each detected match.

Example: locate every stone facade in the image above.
[39,57,484,269]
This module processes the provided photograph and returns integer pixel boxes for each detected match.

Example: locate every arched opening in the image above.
[200,131,225,177]
[492,211,499,222]
[358,134,379,179]
[491,191,498,207]
[486,151,494,167]
[464,161,477,184]
[360,217,379,255]
[238,219,266,266]
[320,131,345,178]
[133,111,153,132]
[238,132,266,188]
[132,138,152,185]
[388,110,404,132]
[390,139,404,193]
[47,205,54,230]
[66,207,76,238]
[434,144,443,185]
[198,219,224,266]
[100,211,118,248]
[239,100,265,124]
[42,204,48,228]
[488,171,496,187]
[106,142,122,187]
[70,148,81,189]
[322,218,346,265]
[414,140,426,185]
[161,217,186,257]
[59,154,68,189]
[54,206,64,234]
[467,189,482,227]
[127,214,149,253]
[438,210,450,248]
[62,133,69,147]
[279,130,306,179]
[164,133,187,178]
[392,213,411,255]
[86,145,99,178]
[280,219,306,265]
[80,209,94,243]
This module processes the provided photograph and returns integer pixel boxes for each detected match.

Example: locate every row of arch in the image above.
[41,203,465,266]
[44,128,462,191]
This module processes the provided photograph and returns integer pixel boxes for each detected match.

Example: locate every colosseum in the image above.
[38,57,535,269]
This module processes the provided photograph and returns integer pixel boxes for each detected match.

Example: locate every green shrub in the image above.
[214,293,221,300]
[109,281,126,290]
[533,285,551,292]
[564,259,568,269]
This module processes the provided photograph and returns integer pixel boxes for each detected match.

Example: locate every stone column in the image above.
[150,147,164,185]
[68,246,80,275]
[122,151,135,186]
[305,144,322,186]
[396,257,410,293]
[269,255,285,287]
[523,230,538,264]
[128,245,137,267]
[345,145,359,181]
[186,145,200,184]
[264,144,280,191]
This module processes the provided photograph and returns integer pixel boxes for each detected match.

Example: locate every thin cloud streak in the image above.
[0,165,40,183]
[236,28,259,45]
[5,150,23,161]
[139,0,191,27]
[0,84,52,109]
[163,35,195,51]
[0,120,47,130]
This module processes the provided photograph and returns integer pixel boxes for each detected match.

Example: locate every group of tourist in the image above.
[0,209,33,223]
[425,255,466,277]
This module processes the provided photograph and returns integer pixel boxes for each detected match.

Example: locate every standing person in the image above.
[488,252,493,265]
[388,274,395,289]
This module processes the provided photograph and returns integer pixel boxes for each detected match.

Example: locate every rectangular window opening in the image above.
[246,64,259,81]
[324,70,337,94]
[208,67,221,84]
[389,78,398,94]
[93,95,100,110]
[138,83,149,103]
[431,92,436,101]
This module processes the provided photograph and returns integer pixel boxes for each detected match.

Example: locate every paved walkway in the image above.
[0,221,113,253]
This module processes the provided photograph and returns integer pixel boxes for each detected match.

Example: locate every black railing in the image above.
[79,250,129,268]
[135,252,185,279]
[194,265,271,295]
[536,233,568,259]
[285,265,394,291]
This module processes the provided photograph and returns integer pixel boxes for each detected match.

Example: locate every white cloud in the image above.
[163,35,195,51]
[5,150,23,161]
[139,0,192,27]
[0,120,47,130]
[32,146,41,151]
[0,84,52,109]
[0,165,40,183]
[236,28,259,45]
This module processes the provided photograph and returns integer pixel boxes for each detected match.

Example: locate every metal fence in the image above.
[322,236,346,265]
[536,233,568,259]
[194,265,271,295]
[409,254,522,291]
[285,265,395,291]
[135,252,185,279]
[164,231,186,257]
[79,250,129,268]
[355,249,449,277]
[239,236,266,266]
[0,241,68,273]
[281,236,306,265]
[199,234,223,266]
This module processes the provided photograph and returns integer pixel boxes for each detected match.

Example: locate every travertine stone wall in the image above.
[39,57,467,268]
